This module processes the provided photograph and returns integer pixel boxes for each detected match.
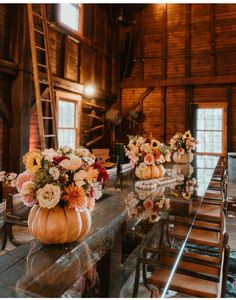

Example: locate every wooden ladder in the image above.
[27,4,58,150]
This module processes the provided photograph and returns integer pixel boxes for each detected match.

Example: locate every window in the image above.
[195,103,227,156]
[56,92,82,149]
[58,4,83,34]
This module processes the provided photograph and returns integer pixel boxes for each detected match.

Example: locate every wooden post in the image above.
[185,86,193,130]
[9,5,32,172]
[185,4,191,78]
[161,4,167,142]
[210,4,216,76]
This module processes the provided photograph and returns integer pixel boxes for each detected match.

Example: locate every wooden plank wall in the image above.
[120,4,236,151]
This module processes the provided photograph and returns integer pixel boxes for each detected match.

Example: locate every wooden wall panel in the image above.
[142,88,162,138]
[48,29,64,78]
[166,87,185,141]
[29,110,40,151]
[121,4,236,151]
[64,38,79,81]
[0,4,9,59]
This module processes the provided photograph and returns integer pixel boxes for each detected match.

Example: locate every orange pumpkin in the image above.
[135,164,165,180]
[28,205,91,244]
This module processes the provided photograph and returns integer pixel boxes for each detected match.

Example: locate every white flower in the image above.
[58,145,72,154]
[7,172,17,181]
[0,171,6,182]
[60,155,82,171]
[21,181,35,195]
[75,147,90,157]
[74,170,87,181]
[75,180,86,188]
[42,148,58,162]
[37,184,61,209]
[82,156,95,165]
[140,143,152,153]
[49,167,60,180]
[136,136,145,145]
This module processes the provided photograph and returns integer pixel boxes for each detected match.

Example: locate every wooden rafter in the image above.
[124,87,155,118]
[121,75,236,89]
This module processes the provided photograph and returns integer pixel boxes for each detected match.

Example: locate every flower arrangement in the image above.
[170,130,198,155]
[0,171,17,200]
[16,146,108,212]
[125,135,171,167]
[0,171,17,188]
[171,177,198,200]
[125,188,170,224]
[125,135,171,180]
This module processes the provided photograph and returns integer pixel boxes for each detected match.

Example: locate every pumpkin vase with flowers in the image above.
[170,130,198,164]
[125,135,171,180]
[16,146,108,245]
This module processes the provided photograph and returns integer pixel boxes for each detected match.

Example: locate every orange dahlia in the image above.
[64,183,87,210]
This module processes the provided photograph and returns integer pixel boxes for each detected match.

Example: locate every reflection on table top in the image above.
[0,155,219,298]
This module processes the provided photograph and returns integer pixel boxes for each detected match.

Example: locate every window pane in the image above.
[196,108,223,154]
[58,100,76,128]
[58,99,78,149]
[59,4,79,31]
[58,129,76,149]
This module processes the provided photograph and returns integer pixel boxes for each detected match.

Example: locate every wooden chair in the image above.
[92,148,117,169]
[133,244,230,297]
[2,193,29,249]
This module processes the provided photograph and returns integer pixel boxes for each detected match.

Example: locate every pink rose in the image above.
[22,194,37,207]
[178,147,185,155]
[16,171,31,193]
[144,153,154,165]
[87,197,95,212]
[143,198,154,210]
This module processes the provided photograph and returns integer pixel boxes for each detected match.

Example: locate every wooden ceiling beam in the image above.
[121,75,236,89]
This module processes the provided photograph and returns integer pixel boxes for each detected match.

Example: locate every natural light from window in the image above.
[58,100,77,149]
[59,4,79,31]
[196,108,223,154]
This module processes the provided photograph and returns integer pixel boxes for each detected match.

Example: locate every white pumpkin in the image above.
[173,163,193,177]
[135,164,165,180]
[172,151,193,164]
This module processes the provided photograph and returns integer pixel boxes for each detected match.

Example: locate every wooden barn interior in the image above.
[0,2,236,298]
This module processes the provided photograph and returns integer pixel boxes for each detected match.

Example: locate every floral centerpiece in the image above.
[16,146,108,245]
[126,187,170,224]
[0,171,17,200]
[170,130,198,164]
[125,135,171,180]
[171,177,198,200]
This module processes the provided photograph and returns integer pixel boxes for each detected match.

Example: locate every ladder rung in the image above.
[41,98,51,102]
[38,63,48,68]
[44,134,56,138]
[42,117,54,120]
[36,46,46,52]
[32,11,43,19]
[34,28,45,35]
[84,125,104,134]
[87,114,103,121]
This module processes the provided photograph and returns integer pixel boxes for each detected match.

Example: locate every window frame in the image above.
[56,3,83,38]
[56,91,82,149]
[195,102,228,157]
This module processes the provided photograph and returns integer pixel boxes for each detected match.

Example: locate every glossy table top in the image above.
[0,155,219,297]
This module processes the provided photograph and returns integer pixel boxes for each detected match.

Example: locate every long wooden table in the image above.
[0,155,219,297]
